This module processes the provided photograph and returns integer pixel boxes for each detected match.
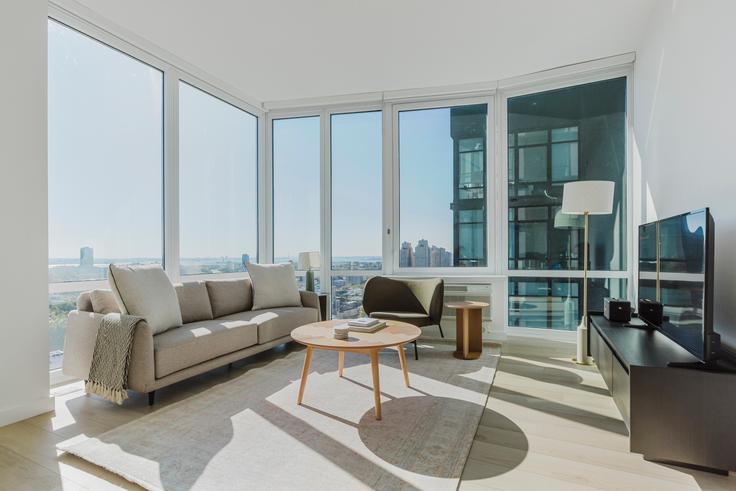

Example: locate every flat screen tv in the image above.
[638,208,719,362]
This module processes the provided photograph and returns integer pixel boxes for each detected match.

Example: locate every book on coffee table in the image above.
[346,318,387,333]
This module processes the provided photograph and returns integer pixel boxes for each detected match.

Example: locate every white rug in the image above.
[60,341,500,491]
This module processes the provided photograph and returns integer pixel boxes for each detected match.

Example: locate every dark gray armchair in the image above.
[362,276,444,360]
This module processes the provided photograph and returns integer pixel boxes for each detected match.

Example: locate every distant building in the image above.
[429,245,453,267]
[80,246,94,267]
[399,241,413,267]
[241,254,250,269]
[414,239,430,267]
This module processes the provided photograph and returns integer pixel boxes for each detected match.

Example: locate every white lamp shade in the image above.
[297,251,320,270]
[561,180,614,215]
[554,210,584,229]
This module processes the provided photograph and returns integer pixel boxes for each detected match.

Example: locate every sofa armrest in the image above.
[62,310,156,393]
[299,290,321,320]
[62,310,102,380]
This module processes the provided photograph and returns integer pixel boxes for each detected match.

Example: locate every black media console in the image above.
[588,314,736,474]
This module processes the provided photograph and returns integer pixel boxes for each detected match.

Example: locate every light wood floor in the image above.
[0,337,734,490]
[460,335,736,491]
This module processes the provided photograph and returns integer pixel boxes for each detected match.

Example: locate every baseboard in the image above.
[0,395,55,428]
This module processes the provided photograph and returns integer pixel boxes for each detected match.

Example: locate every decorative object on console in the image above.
[638,298,663,326]
[298,251,320,292]
[561,180,615,365]
[604,298,631,323]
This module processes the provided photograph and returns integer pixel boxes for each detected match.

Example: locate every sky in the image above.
[48,19,461,262]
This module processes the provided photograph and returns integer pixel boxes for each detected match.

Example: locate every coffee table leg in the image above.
[397,344,410,387]
[369,350,382,420]
[338,351,345,377]
[297,346,313,405]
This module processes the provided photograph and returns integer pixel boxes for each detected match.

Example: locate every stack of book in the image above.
[347,317,386,333]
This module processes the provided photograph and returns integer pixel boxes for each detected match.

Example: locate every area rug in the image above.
[59,340,500,491]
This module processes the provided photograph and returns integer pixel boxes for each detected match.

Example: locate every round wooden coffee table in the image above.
[291,319,421,420]
[445,301,489,360]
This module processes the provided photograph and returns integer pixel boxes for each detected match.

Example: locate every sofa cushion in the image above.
[153,318,258,378]
[89,289,120,315]
[175,281,214,324]
[246,262,301,310]
[108,264,182,334]
[205,279,253,318]
[76,291,93,312]
[218,306,318,344]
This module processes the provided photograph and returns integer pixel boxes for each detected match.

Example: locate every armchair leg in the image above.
[148,391,155,406]
[414,340,419,360]
[438,324,445,338]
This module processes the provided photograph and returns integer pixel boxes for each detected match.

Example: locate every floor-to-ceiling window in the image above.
[396,103,489,269]
[272,115,321,290]
[507,77,628,329]
[330,111,382,318]
[179,82,258,276]
[48,19,164,368]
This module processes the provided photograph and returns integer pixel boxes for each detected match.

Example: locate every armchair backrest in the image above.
[362,276,444,325]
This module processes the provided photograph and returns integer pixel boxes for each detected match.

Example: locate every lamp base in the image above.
[305,270,315,293]
[573,319,593,365]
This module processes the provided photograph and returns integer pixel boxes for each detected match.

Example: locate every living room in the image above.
[2,0,735,490]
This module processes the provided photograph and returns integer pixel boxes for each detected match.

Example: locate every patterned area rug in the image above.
[60,340,500,491]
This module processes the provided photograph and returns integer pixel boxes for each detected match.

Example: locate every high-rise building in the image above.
[414,239,430,267]
[399,241,413,267]
[80,246,94,268]
[241,254,250,269]
[450,105,487,267]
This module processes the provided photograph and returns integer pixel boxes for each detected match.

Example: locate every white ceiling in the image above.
[68,0,657,104]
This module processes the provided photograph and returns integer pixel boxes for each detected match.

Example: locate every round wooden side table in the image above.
[445,301,489,360]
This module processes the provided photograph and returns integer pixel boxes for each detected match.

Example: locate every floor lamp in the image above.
[561,180,614,365]
[553,210,584,330]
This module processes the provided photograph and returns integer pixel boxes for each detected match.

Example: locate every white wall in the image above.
[634,0,736,352]
[0,0,53,426]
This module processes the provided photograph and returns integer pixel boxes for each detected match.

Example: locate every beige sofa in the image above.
[63,278,320,404]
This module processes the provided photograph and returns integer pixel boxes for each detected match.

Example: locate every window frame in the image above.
[47,10,264,380]
[390,96,498,275]
[500,67,635,319]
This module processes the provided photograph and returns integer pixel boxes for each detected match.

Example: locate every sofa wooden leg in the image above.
[438,324,445,338]
[148,391,155,406]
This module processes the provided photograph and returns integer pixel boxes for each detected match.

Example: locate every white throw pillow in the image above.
[246,262,301,310]
[108,264,183,334]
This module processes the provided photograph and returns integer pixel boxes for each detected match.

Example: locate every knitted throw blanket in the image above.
[85,313,143,405]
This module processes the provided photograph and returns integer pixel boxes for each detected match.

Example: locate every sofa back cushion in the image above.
[205,278,253,318]
[175,281,214,324]
[108,264,183,334]
[246,262,301,310]
[89,289,121,315]
[76,291,93,312]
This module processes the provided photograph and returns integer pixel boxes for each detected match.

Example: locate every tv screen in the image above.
[638,209,714,360]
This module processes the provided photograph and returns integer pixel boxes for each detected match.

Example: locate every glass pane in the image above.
[179,82,258,275]
[517,130,548,146]
[551,142,579,182]
[509,277,627,329]
[331,275,371,319]
[551,126,579,142]
[331,112,383,271]
[48,20,163,284]
[273,117,320,267]
[517,146,547,182]
[49,291,82,370]
[399,104,488,268]
[508,77,627,272]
